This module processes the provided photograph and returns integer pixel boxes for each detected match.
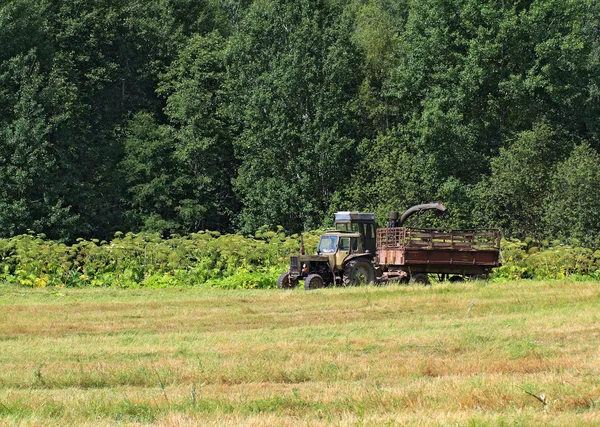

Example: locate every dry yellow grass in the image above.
[0,280,599,425]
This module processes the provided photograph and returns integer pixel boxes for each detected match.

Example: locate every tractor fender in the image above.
[342,253,375,267]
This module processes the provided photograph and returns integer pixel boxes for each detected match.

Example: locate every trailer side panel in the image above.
[376,227,501,275]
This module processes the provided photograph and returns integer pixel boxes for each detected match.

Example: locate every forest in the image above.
[1,0,599,247]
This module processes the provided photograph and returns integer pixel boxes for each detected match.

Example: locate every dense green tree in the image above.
[228,0,365,233]
[343,128,440,225]
[161,31,236,232]
[348,0,600,234]
[0,1,82,239]
[43,0,187,238]
[0,51,80,239]
[1,0,600,245]
[520,0,600,143]
[0,0,231,239]
[543,143,600,248]
[473,123,573,239]
[122,32,235,233]
[120,112,176,232]
[350,0,401,133]
[368,0,598,185]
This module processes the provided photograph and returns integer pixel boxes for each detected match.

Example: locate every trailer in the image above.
[376,226,501,284]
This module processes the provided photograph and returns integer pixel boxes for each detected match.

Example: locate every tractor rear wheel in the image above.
[343,259,376,286]
[304,274,325,290]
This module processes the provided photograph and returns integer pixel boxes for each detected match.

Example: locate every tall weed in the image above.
[1,231,599,288]
[0,230,320,289]
[493,239,600,280]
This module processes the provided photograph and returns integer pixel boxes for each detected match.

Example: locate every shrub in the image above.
[0,229,321,289]
[492,238,600,280]
[1,231,598,288]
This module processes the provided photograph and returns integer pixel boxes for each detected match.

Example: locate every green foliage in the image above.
[473,123,572,238]
[121,112,178,232]
[227,0,366,233]
[1,230,598,289]
[543,143,600,248]
[351,0,400,133]
[0,47,80,240]
[344,128,440,227]
[207,267,281,289]
[0,230,321,289]
[121,31,235,235]
[492,238,600,280]
[1,0,600,246]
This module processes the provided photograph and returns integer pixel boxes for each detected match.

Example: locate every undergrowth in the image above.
[1,230,600,289]
[0,228,320,289]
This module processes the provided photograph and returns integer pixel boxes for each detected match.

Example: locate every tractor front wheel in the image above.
[277,272,296,289]
[304,274,325,290]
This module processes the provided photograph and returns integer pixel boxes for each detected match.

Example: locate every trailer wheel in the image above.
[277,272,296,289]
[411,273,430,286]
[449,275,464,283]
[343,259,375,286]
[304,274,325,290]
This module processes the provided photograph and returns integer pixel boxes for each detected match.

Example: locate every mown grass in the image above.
[0,280,599,425]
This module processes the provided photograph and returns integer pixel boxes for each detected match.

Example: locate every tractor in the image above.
[277,229,377,290]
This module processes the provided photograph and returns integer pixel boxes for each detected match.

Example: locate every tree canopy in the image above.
[1,0,599,246]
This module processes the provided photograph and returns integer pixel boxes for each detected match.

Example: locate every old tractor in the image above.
[277,213,377,290]
[277,230,377,289]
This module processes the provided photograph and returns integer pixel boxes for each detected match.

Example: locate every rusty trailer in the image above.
[376,227,501,282]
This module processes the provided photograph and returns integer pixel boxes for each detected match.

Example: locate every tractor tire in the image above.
[449,275,465,283]
[343,259,376,286]
[304,274,325,290]
[410,273,430,286]
[277,272,296,289]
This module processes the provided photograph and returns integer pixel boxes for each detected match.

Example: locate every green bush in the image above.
[0,229,321,289]
[2,231,599,289]
[207,267,281,289]
[492,239,600,280]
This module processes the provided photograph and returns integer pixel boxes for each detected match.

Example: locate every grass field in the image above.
[0,280,599,426]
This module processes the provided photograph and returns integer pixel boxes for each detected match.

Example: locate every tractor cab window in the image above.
[339,238,358,252]
[318,236,339,253]
[335,223,361,232]
[339,238,350,251]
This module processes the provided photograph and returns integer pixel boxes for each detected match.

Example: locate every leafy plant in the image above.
[0,230,322,289]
